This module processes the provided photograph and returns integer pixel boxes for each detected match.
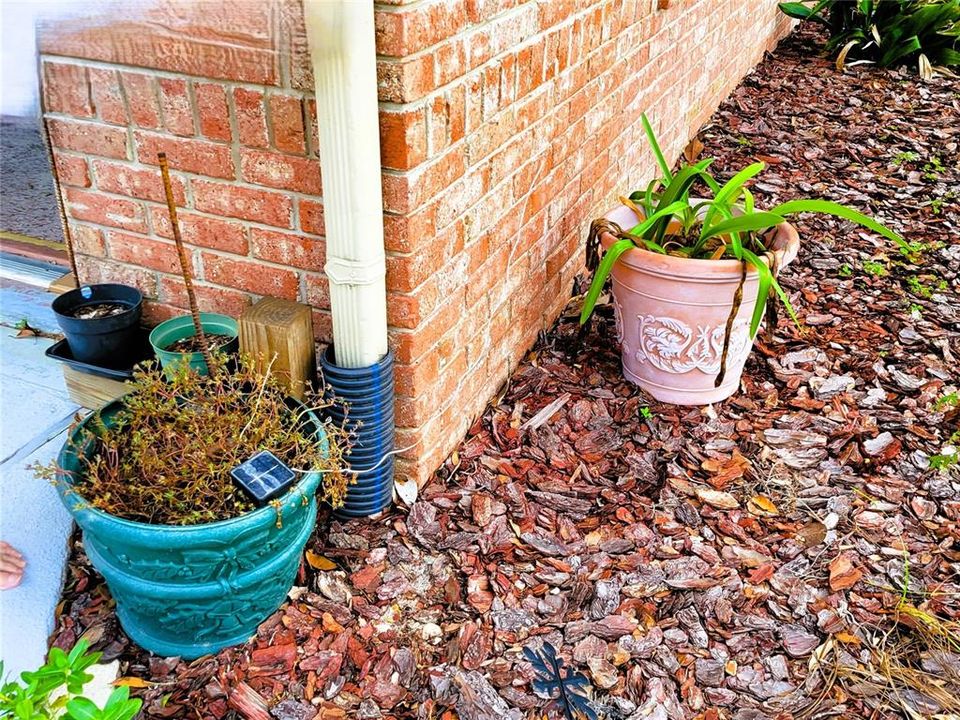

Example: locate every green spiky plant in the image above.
[580,113,908,339]
[778,0,960,77]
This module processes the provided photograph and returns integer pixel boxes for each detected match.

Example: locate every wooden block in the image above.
[239,297,316,400]
[62,366,129,409]
[49,271,78,295]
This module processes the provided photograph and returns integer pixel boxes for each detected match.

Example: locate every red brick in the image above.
[134,132,234,179]
[268,93,305,154]
[250,228,325,270]
[239,149,321,195]
[93,160,186,204]
[383,204,436,253]
[234,88,268,148]
[46,118,129,159]
[516,41,545,99]
[377,54,435,104]
[311,308,333,342]
[193,180,292,228]
[150,210,248,254]
[299,199,325,236]
[65,187,146,232]
[88,68,126,125]
[68,223,105,256]
[303,272,329,310]
[390,290,464,363]
[157,78,195,136]
[447,84,466,143]
[194,82,231,141]
[37,1,278,85]
[54,153,90,188]
[120,72,161,129]
[380,107,427,170]
[435,38,467,87]
[375,0,468,57]
[159,276,251,317]
[142,301,182,326]
[76,256,157,296]
[42,62,92,117]
[305,98,320,157]
[107,231,183,274]
[201,252,299,299]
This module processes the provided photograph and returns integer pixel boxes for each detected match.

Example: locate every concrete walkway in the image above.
[0,278,78,678]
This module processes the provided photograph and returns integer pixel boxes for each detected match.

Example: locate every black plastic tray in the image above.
[45,329,154,381]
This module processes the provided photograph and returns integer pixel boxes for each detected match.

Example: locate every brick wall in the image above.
[39,0,793,486]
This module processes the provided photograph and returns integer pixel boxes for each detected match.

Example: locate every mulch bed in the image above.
[49,25,959,720]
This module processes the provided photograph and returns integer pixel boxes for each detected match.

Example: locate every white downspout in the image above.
[303,0,388,369]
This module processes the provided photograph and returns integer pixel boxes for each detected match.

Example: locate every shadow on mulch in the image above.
[49,24,959,720]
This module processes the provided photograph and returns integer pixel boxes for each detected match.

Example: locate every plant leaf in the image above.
[702,161,766,229]
[641,113,672,181]
[769,198,909,254]
[580,238,634,325]
[65,697,100,720]
[699,212,786,242]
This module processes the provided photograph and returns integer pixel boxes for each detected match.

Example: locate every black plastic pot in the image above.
[320,346,395,518]
[52,284,143,368]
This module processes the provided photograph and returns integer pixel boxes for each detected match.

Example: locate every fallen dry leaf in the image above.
[829,554,864,592]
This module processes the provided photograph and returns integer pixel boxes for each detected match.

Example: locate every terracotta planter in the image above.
[600,204,800,405]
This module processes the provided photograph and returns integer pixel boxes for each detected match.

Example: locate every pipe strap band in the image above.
[324,257,385,286]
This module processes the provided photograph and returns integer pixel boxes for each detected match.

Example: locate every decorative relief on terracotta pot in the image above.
[634,315,752,374]
[613,299,626,350]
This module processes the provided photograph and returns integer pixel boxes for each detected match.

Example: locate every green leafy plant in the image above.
[862,259,889,276]
[922,155,945,180]
[778,0,960,76]
[35,354,348,525]
[934,392,959,410]
[580,113,907,339]
[0,640,141,720]
[893,150,921,165]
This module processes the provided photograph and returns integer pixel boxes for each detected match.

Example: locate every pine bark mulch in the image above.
[49,25,959,720]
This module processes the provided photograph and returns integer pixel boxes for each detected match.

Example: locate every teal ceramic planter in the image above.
[148,313,239,377]
[56,400,325,659]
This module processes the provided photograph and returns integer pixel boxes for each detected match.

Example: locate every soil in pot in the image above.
[163,333,235,354]
[66,302,131,320]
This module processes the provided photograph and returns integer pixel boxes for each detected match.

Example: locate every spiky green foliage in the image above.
[779,0,960,75]
[580,114,907,337]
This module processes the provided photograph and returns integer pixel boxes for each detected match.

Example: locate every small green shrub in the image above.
[779,0,960,76]
[0,640,141,720]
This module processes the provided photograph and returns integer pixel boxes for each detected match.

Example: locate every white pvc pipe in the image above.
[304,0,388,369]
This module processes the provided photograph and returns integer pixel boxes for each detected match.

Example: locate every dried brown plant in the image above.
[37,354,349,525]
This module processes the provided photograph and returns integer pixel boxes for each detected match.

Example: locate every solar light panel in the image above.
[230,450,297,506]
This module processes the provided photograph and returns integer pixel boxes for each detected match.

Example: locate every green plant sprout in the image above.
[862,260,889,276]
[893,150,920,166]
[581,113,908,339]
[934,392,959,410]
[928,190,956,215]
[838,263,854,277]
[922,155,945,181]
[0,640,141,720]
